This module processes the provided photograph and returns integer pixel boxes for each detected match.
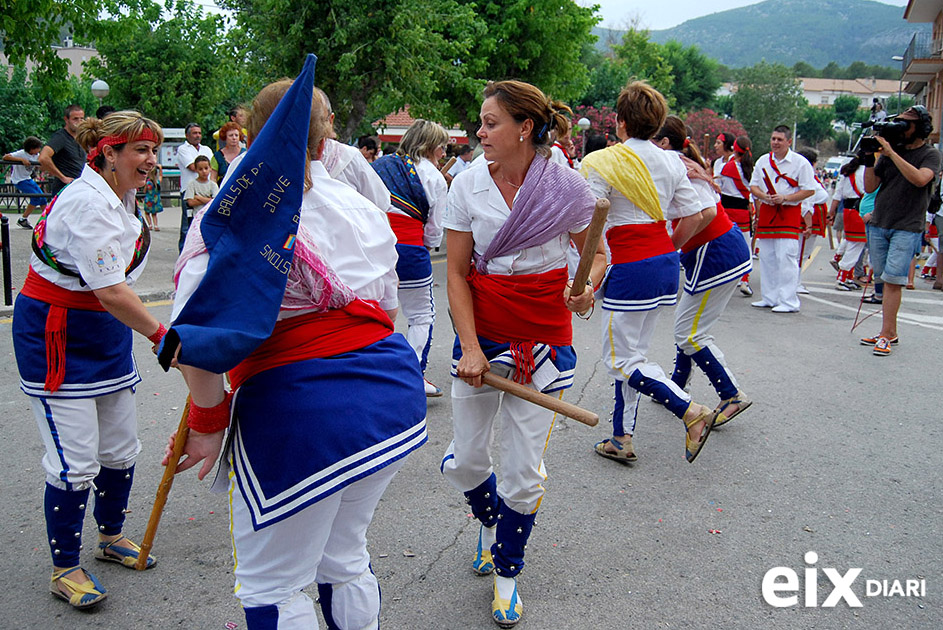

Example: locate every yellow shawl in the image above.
[581,144,663,221]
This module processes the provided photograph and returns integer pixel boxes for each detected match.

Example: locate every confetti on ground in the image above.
[225,622,238,629]
[803,526,813,533]
[403,550,415,557]
[209,511,214,515]
[716,508,723,512]
[378,553,388,558]
[189,517,195,521]
[708,529,722,534]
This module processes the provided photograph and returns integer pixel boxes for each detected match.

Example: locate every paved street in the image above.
[0,205,940,629]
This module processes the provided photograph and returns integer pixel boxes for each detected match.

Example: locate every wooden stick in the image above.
[135,397,191,570]
[439,156,456,175]
[827,223,834,250]
[569,198,610,297]
[481,372,598,426]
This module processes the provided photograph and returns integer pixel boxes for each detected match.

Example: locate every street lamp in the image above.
[90,79,110,108]
[577,117,591,157]
[891,55,904,115]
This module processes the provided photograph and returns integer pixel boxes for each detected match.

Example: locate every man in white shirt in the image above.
[175,123,213,251]
[445,145,473,185]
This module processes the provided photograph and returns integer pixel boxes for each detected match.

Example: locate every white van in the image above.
[823,155,852,177]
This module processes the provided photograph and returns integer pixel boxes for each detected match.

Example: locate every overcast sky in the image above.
[585,0,909,30]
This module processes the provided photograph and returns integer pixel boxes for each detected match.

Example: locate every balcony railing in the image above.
[903,31,943,69]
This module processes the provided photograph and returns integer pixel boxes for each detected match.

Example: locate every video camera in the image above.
[859,119,910,152]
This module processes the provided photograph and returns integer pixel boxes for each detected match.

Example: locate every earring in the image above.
[111,164,118,188]
[519,135,524,143]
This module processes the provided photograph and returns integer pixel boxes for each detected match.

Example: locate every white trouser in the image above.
[231,459,404,629]
[398,283,435,372]
[838,241,866,272]
[31,389,140,490]
[796,234,817,285]
[836,238,848,257]
[674,284,741,394]
[442,363,556,514]
[758,238,800,310]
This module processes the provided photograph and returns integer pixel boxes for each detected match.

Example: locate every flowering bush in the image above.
[571,105,618,158]
[684,109,747,161]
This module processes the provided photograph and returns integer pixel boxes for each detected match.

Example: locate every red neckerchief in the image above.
[553,142,574,168]
[720,158,750,198]
[769,155,799,188]
[848,172,863,198]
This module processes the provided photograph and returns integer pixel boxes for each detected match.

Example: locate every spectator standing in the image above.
[182,156,218,216]
[861,105,942,355]
[212,105,248,151]
[357,135,380,162]
[38,105,86,196]
[142,164,163,231]
[175,123,213,252]
[444,144,474,185]
[210,122,246,184]
[3,135,47,228]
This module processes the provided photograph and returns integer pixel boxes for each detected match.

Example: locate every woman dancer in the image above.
[717,135,755,296]
[13,111,164,608]
[654,116,753,425]
[441,80,605,627]
[582,82,723,466]
[165,77,427,629]
[372,119,449,396]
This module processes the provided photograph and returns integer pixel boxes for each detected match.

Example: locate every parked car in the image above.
[823,155,853,178]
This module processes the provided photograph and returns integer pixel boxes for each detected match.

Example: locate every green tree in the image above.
[84,0,245,129]
[832,94,862,128]
[821,61,842,79]
[0,66,46,153]
[796,103,834,147]
[792,61,818,78]
[221,0,481,141]
[660,40,720,112]
[436,0,598,142]
[579,57,631,109]
[711,94,734,118]
[611,29,674,105]
[885,94,915,115]
[731,62,803,155]
[0,0,102,98]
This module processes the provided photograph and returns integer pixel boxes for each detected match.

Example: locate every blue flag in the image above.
[159,54,317,374]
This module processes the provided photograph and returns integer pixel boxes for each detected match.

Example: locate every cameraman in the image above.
[862,105,942,356]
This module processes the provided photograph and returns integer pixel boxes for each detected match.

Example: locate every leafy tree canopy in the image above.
[731,61,803,155]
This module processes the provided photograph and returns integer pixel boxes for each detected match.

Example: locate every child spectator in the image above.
[3,136,46,228]
[182,155,219,216]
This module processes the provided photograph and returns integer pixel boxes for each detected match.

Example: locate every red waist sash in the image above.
[21,267,108,392]
[811,203,827,237]
[843,208,867,242]
[388,213,424,247]
[756,203,802,240]
[229,299,394,391]
[672,202,735,253]
[606,222,675,264]
[468,267,571,347]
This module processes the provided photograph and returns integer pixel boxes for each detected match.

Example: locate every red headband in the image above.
[716,134,725,142]
[683,137,691,148]
[87,128,161,167]
[733,139,750,155]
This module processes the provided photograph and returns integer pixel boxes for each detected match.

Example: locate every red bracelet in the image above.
[187,391,233,434]
[148,323,167,345]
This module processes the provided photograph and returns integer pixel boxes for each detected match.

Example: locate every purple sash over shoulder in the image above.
[477,157,595,273]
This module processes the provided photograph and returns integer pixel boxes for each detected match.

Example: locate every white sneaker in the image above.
[739,283,753,297]
[424,378,443,398]
[797,285,809,295]
[835,281,853,291]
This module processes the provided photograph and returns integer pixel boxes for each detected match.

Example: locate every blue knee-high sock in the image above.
[671,346,693,390]
[612,380,627,436]
[493,501,536,579]
[45,483,89,568]
[627,369,689,418]
[244,604,279,630]
[93,465,134,536]
[463,473,498,528]
[689,346,738,400]
[318,564,380,630]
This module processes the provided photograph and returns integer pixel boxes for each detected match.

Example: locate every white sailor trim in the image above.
[398,274,434,289]
[19,369,141,399]
[601,294,678,311]
[449,342,574,392]
[233,418,428,529]
[684,259,752,294]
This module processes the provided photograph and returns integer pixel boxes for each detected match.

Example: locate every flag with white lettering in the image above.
[159,54,316,374]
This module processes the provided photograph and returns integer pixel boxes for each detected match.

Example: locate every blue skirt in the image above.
[679,226,752,294]
[231,334,427,530]
[395,244,433,289]
[600,251,680,312]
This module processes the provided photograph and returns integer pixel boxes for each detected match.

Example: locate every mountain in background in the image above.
[596,0,930,68]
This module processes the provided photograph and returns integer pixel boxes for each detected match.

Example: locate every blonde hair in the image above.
[398,119,449,162]
[75,111,163,172]
[482,80,573,157]
[247,79,333,191]
[616,81,667,141]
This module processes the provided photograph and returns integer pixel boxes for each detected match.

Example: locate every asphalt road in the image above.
[0,206,940,629]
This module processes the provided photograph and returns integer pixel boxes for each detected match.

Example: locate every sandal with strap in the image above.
[472,525,495,576]
[95,535,156,569]
[714,392,752,427]
[684,405,720,463]
[593,436,637,463]
[50,566,107,609]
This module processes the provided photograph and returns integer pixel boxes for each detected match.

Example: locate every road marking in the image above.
[801,245,821,272]
[801,293,943,332]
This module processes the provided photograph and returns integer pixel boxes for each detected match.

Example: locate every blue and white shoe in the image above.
[472,524,495,575]
[492,574,522,627]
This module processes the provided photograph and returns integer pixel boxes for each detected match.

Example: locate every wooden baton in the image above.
[439,156,456,175]
[135,397,191,570]
[569,198,610,298]
[481,372,598,426]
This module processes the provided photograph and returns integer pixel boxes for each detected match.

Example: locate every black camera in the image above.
[859,119,911,153]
